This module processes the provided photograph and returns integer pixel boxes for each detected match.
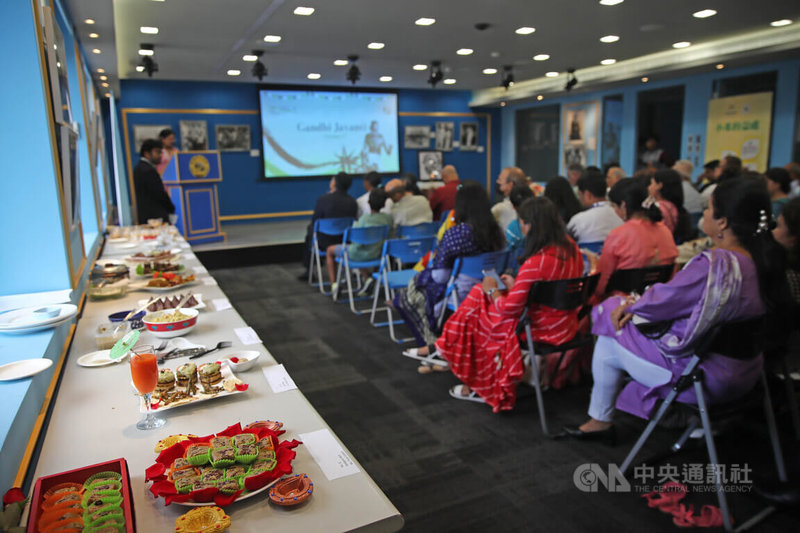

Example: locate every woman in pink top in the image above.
[155,128,178,175]
[592,179,678,302]
[648,169,693,243]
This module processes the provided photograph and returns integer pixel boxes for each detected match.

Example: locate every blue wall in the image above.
[501,58,800,180]
[119,81,502,222]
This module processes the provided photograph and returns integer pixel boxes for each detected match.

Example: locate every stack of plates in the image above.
[0,304,78,335]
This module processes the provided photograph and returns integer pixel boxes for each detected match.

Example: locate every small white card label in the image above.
[234,326,261,345]
[477,146,485,153]
[202,277,218,286]
[250,149,260,157]
[263,364,297,393]
[298,429,360,481]
[212,298,232,311]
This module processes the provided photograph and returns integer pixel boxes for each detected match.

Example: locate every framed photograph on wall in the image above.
[180,120,209,151]
[133,124,169,154]
[418,150,443,181]
[404,125,431,149]
[215,124,251,151]
[435,122,455,151]
[562,100,600,170]
[459,122,479,151]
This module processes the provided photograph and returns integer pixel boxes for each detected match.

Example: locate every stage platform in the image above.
[193,219,308,269]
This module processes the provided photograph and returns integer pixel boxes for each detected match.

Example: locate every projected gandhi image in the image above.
[260,90,399,178]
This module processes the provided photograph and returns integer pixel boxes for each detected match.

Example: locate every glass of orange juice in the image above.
[130,345,165,430]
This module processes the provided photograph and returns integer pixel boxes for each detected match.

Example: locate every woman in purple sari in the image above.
[565,178,787,442]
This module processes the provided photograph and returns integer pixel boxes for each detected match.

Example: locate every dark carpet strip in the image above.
[211,262,800,532]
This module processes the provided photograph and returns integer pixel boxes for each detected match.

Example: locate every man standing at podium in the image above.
[135,139,176,224]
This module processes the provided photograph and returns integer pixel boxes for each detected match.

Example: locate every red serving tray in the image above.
[27,458,136,532]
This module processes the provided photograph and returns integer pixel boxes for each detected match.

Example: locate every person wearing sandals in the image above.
[395,182,503,370]
[564,178,788,443]
[433,197,584,411]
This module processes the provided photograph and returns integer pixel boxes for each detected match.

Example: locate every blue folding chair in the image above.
[577,241,604,255]
[369,237,436,343]
[397,222,439,239]
[309,217,355,294]
[437,250,510,328]
[334,225,390,314]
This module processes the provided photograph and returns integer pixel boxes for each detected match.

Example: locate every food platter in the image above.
[175,478,280,507]
[0,304,78,334]
[124,249,182,263]
[132,263,188,279]
[130,279,197,293]
[139,362,248,413]
[138,294,206,311]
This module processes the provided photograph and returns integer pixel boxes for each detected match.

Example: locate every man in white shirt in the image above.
[356,171,392,218]
[491,166,527,232]
[673,159,704,215]
[567,173,623,244]
[385,178,433,227]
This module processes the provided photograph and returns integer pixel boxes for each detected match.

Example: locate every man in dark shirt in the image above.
[134,139,175,224]
[300,172,358,279]
[427,165,460,221]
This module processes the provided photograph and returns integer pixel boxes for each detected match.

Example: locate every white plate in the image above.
[139,362,246,413]
[0,358,53,380]
[77,349,129,367]
[138,294,206,311]
[124,249,182,263]
[107,237,129,244]
[130,280,198,293]
[132,265,188,279]
[0,304,78,331]
[173,478,280,507]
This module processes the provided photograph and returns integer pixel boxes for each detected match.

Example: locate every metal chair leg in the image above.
[671,417,700,452]
[525,324,551,436]
[779,356,800,440]
[760,372,788,482]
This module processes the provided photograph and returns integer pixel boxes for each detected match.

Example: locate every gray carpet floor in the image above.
[212,262,800,532]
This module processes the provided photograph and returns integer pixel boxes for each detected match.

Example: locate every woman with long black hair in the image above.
[649,169,693,243]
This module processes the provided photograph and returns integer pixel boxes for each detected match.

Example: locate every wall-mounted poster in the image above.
[704,92,773,171]
[562,100,600,171]
[418,150,443,181]
[435,122,455,151]
[133,124,169,154]
[459,122,479,151]
[404,125,431,149]
[215,125,251,151]
[180,120,209,151]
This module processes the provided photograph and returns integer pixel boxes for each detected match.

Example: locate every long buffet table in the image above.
[27,235,403,531]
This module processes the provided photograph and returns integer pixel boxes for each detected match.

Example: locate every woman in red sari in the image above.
[435,197,585,412]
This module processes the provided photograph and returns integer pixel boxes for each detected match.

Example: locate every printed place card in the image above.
[298,429,361,481]
[263,364,297,393]
[234,326,261,345]
[212,298,232,311]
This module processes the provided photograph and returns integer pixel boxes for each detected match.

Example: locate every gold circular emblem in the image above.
[189,155,210,178]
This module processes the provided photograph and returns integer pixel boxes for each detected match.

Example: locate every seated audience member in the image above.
[765,167,791,218]
[566,163,584,189]
[386,178,433,227]
[565,178,787,441]
[700,154,742,203]
[505,184,535,256]
[326,189,393,296]
[605,165,626,190]
[356,171,390,218]
[545,177,583,226]
[773,197,800,303]
[428,165,460,221]
[491,167,528,232]
[434,197,584,411]
[673,159,704,216]
[300,172,358,279]
[592,179,678,301]
[401,172,424,196]
[393,182,503,353]
[649,169,693,242]
[786,162,800,198]
[696,159,719,192]
[567,173,623,245]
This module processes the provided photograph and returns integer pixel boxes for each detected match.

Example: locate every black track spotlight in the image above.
[501,65,514,89]
[346,55,361,85]
[137,43,158,77]
[141,56,158,77]
[251,50,267,81]
[427,60,443,88]
[564,68,578,91]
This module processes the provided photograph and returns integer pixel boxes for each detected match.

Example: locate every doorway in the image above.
[636,86,685,170]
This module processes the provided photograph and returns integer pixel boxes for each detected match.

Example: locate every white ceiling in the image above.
[65,0,800,100]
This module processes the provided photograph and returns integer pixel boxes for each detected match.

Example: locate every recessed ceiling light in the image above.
[101,82,109,87]
[443,78,456,85]
[367,42,385,50]
[85,18,95,24]
[105,93,111,98]
[92,48,101,54]
[97,68,105,73]
[294,6,314,16]
[599,35,619,43]
[99,75,108,80]
[138,49,153,56]
[136,66,145,72]
[599,0,623,5]
[456,48,473,55]
[415,17,435,26]
[693,9,717,18]
[770,19,792,27]
[641,77,649,82]
[412,64,427,71]
[500,101,506,107]
[140,26,159,34]
[56,61,61,68]
[227,69,241,76]
[545,71,559,77]
[716,63,725,69]
[379,76,393,82]
[672,41,691,48]
[600,58,616,65]
[515,27,535,35]
[333,59,348,66]
[263,35,281,43]
[533,54,550,61]
[243,54,258,61]
[89,33,99,38]
[537,95,543,101]
[482,68,498,75]
[307,72,321,79]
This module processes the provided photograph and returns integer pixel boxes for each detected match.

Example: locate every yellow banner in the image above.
[704,92,772,171]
